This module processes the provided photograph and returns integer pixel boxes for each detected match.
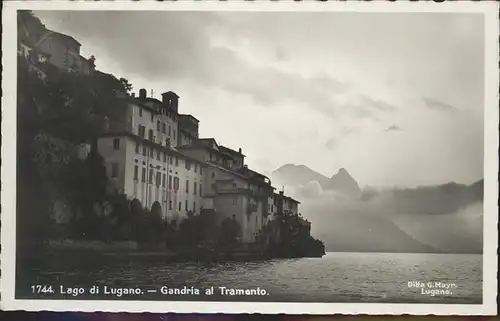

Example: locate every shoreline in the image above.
[19,244,325,264]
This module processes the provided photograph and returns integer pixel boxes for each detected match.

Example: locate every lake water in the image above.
[18,252,482,303]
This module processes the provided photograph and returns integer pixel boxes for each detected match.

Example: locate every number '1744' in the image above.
[31,285,54,294]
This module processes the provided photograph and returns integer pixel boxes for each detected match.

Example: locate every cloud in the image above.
[385,125,402,131]
[33,10,485,187]
[360,95,398,112]
[324,138,337,150]
[423,97,458,112]
[34,10,397,126]
[324,126,359,151]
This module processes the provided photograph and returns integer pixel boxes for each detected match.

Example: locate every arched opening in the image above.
[151,201,162,218]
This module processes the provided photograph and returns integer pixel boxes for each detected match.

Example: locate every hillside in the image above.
[298,179,484,254]
[314,213,441,253]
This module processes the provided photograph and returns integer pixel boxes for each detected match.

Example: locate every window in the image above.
[194,164,197,173]
[142,146,147,157]
[211,172,215,178]
[139,107,143,117]
[186,180,189,193]
[162,122,166,134]
[232,183,237,188]
[169,200,172,210]
[199,184,202,196]
[135,142,140,154]
[194,182,197,195]
[138,125,145,138]
[193,202,196,212]
[232,197,238,205]
[157,120,160,131]
[169,176,173,189]
[113,138,120,150]
[156,172,161,187]
[200,167,202,175]
[149,169,154,184]
[134,165,138,180]
[168,126,171,136]
[162,174,166,187]
[175,157,179,166]
[169,156,173,165]
[163,152,167,163]
[185,200,188,211]
[148,129,154,141]
[150,147,154,157]
[174,177,179,190]
[142,168,146,182]
[157,150,161,161]
[185,161,191,171]
[209,152,213,161]
[178,202,182,211]
[151,113,154,122]
[111,163,119,178]
[173,130,176,140]
[271,205,274,212]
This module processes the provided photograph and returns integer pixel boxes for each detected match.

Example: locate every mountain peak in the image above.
[272,164,361,196]
[272,164,329,186]
[334,167,349,177]
[326,167,361,196]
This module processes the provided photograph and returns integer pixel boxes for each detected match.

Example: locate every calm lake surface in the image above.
[18,252,482,303]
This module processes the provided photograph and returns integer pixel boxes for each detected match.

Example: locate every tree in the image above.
[218,216,241,247]
[119,77,133,93]
[130,198,144,217]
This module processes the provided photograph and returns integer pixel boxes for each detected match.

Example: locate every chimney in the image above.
[238,148,242,154]
[139,88,147,100]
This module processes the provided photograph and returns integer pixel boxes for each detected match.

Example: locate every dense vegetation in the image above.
[260,211,325,258]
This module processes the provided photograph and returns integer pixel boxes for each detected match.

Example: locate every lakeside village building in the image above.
[99,89,302,243]
[17,19,306,243]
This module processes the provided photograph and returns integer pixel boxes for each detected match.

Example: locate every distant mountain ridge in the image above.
[271,164,361,196]
[273,164,484,254]
[361,179,484,215]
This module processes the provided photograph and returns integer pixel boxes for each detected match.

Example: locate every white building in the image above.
[97,89,205,223]
[179,140,274,243]
[97,88,300,242]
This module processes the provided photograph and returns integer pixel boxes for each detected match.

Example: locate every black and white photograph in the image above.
[1,0,498,315]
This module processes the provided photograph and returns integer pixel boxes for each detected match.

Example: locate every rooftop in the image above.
[274,192,301,204]
[178,114,200,123]
[236,166,271,186]
[219,145,246,157]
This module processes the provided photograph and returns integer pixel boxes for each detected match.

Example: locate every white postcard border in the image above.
[1,0,499,315]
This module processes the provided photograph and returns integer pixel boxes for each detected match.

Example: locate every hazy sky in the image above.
[34,10,485,187]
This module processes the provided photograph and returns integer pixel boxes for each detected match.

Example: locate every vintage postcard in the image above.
[1,0,498,315]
